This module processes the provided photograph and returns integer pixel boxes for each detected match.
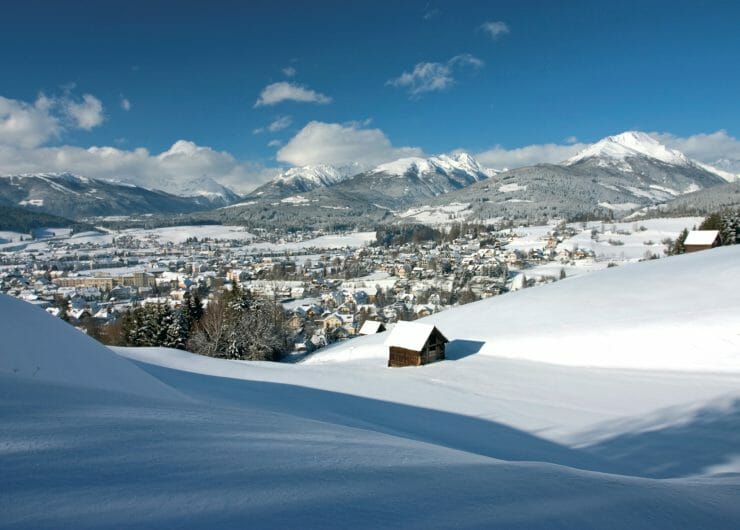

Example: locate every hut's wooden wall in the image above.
[388,346,421,367]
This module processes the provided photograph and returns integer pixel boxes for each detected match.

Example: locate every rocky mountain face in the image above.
[0,173,231,219]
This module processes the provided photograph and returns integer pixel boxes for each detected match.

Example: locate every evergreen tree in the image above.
[670,228,689,255]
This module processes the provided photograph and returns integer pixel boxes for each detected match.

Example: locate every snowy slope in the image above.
[0,294,180,400]
[309,245,740,372]
[5,248,740,527]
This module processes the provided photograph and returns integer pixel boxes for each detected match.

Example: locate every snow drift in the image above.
[0,294,180,400]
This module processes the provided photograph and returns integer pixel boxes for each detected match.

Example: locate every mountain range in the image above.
[410,131,732,224]
[4,132,737,226]
[218,132,736,228]
[0,173,232,219]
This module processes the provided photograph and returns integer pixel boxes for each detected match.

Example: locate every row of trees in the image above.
[104,287,290,361]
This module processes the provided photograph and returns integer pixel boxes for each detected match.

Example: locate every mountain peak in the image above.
[271,163,363,189]
[372,152,496,179]
[565,131,691,166]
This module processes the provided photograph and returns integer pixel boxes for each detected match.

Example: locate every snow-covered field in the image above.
[505,217,703,280]
[3,246,740,528]
[0,225,376,255]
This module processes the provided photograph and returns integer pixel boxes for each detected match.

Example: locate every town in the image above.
[0,217,696,357]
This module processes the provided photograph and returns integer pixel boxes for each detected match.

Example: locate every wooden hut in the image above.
[385,321,448,367]
[684,230,721,253]
[359,320,386,335]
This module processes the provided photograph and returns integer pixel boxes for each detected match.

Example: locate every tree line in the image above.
[99,287,290,361]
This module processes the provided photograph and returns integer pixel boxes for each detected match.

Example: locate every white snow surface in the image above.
[5,247,740,527]
[0,294,180,400]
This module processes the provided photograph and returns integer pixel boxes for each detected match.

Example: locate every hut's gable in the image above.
[385,321,448,367]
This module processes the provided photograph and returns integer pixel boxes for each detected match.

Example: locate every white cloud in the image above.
[120,97,131,111]
[277,121,423,167]
[652,130,740,170]
[254,82,331,107]
[0,138,278,194]
[268,115,292,132]
[0,95,61,148]
[474,141,586,170]
[0,93,283,194]
[63,93,104,130]
[282,66,296,77]
[564,135,579,144]
[387,54,483,96]
[267,139,282,148]
[480,21,510,39]
[253,115,292,135]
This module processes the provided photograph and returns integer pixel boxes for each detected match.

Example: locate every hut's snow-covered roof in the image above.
[385,321,438,351]
[359,320,384,335]
[685,230,720,246]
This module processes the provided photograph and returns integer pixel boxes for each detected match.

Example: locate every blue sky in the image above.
[1,0,739,191]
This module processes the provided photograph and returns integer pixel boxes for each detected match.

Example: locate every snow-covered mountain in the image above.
[221,152,495,229]
[565,131,737,182]
[247,163,364,199]
[412,132,731,224]
[371,152,497,181]
[147,173,242,205]
[0,172,229,219]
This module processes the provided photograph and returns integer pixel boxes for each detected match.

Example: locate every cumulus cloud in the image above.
[387,54,483,96]
[473,141,586,170]
[254,82,331,107]
[282,66,296,77]
[0,93,283,193]
[121,97,131,111]
[63,93,104,129]
[652,130,740,170]
[277,121,423,167]
[0,140,278,194]
[480,21,510,39]
[0,95,62,148]
[267,139,282,148]
[0,92,105,148]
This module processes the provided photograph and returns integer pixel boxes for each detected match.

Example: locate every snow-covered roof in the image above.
[685,230,720,246]
[359,320,384,334]
[385,321,440,351]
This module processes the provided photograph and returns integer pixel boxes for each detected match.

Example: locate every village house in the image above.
[385,321,448,367]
